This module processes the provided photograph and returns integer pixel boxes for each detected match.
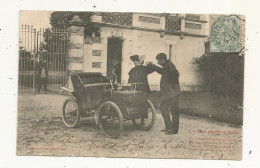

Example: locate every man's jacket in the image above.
[154,60,181,99]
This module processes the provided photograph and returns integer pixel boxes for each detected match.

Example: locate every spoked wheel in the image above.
[62,97,80,128]
[98,101,123,138]
[132,100,156,131]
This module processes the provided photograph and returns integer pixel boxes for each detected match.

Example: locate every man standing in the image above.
[37,61,48,93]
[149,53,181,135]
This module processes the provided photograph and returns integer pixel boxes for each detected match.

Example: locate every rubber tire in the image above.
[98,101,123,139]
[132,99,156,131]
[62,97,80,128]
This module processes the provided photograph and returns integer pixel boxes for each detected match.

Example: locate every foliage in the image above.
[192,52,244,104]
[49,11,100,37]
[35,42,48,61]
[42,28,67,71]
[19,47,35,71]
[40,12,102,71]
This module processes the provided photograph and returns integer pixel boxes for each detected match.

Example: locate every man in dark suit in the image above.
[148,53,181,135]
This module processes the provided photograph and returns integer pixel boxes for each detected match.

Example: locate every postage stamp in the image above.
[210,15,242,52]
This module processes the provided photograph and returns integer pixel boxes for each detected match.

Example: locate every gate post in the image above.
[67,15,85,88]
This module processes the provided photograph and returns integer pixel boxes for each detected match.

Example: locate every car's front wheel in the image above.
[98,101,123,138]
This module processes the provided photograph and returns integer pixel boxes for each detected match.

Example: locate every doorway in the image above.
[107,37,123,83]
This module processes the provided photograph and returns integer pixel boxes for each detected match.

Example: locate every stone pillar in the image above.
[67,15,85,88]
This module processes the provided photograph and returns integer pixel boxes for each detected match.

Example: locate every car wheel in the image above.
[98,101,123,138]
[62,97,80,128]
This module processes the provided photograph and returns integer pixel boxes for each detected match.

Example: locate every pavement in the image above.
[17,94,242,160]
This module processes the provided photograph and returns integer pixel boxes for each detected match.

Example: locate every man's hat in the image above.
[139,55,146,64]
[130,54,146,64]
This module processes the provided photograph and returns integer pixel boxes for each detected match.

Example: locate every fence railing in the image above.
[19,25,69,94]
[19,25,37,94]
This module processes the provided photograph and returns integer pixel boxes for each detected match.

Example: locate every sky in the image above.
[19,11,53,51]
[20,11,52,30]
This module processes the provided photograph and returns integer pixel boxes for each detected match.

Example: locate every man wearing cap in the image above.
[148,53,181,135]
[128,54,154,95]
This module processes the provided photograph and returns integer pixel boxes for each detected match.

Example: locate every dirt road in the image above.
[17,94,242,160]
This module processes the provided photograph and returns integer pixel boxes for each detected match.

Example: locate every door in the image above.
[107,37,123,83]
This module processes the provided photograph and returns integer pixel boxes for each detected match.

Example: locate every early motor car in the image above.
[61,72,156,138]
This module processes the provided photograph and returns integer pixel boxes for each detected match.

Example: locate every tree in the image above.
[38,12,101,72]
[49,11,100,37]
[38,28,67,72]
[19,46,35,71]
[192,52,244,105]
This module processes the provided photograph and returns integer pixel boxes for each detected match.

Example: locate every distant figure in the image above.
[37,61,48,93]
[128,54,154,95]
[148,53,181,135]
[112,62,121,83]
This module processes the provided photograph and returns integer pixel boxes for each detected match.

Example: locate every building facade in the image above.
[68,13,209,91]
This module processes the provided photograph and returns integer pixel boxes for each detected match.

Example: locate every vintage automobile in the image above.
[60,72,156,138]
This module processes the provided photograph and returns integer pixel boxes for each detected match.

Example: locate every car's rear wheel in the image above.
[132,100,156,131]
[62,97,80,128]
[98,101,123,138]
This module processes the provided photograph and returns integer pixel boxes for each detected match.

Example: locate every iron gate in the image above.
[19,25,68,94]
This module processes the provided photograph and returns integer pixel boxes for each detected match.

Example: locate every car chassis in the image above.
[61,72,156,138]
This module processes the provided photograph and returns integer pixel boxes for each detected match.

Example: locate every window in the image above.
[169,45,172,60]
[185,22,202,29]
[92,50,102,56]
[186,14,200,20]
[92,62,101,68]
[139,16,160,24]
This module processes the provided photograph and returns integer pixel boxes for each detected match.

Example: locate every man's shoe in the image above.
[165,130,178,135]
[161,128,170,132]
